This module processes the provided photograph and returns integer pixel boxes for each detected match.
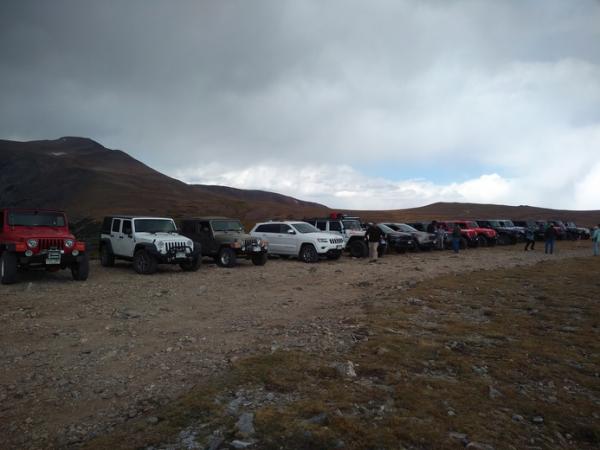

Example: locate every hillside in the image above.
[1,137,599,230]
[0,137,329,224]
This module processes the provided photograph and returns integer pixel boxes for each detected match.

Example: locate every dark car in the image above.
[513,220,545,241]
[382,222,436,250]
[376,223,414,253]
[565,221,590,240]
[180,217,268,267]
[476,220,519,245]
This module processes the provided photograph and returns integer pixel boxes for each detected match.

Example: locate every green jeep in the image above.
[180,217,268,267]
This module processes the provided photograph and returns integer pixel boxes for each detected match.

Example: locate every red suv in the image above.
[447,220,497,247]
[0,208,89,284]
[438,221,480,248]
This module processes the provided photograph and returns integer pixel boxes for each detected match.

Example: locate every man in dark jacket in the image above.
[544,224,557,254]
[365,223,383,262]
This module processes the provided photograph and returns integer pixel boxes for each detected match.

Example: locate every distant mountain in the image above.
[1,137,599,232]
[0,137,329,224]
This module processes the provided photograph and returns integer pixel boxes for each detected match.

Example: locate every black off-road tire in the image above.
[251,252,268,266]
[460,238,468,250]
[1,251,18,285]
[180,255,201,272]
[299,244,319,263]
[100,245,115,267]
[133,249,158,274]
[217,247,236,268]
[487,237,497,247]
[349,239,368,258]
[477,235,488,247]
[71,253,90,281]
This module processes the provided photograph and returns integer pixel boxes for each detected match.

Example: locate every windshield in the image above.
[378,224,395,233]
[468,221,479,228]
[134,219,177,233]
[211,220,244,232]
[342,219,362,230]
[503,220,515,227]
[487,220,501,227]
[291,223,320,234]
[396,223,418,232]
[8,211,65,227]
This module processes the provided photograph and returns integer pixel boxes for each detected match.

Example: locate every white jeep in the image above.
[99,216,201,274]
[250,221,344,263]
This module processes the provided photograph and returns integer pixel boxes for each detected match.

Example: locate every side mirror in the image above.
[287,229,296,234]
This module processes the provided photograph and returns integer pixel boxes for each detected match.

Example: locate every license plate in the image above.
[176,252,186,259]
[46,251,61,265]
[336,245,343,249]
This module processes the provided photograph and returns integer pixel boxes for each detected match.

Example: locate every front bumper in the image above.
[150,246,200,264]
[316,243,345,255]
[17,250,86,268]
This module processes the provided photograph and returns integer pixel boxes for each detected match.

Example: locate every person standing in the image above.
[524,226,535,251]
[427,220,437,234]
[451,223,462,254]
[436,223,446,250]
[365,223,383,262]
[592,225,600,256]
[544,223,557,254]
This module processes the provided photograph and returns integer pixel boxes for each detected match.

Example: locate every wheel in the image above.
[71,253,90,281]
[1,251,18,285]
[326,250,342,260]
[299,244,319,263]
[217,247,236,268]
[477,235,487,247]
[497,234,509,245]
[180,255,201,272]
[348,239,368,258]
[133,249,158,274]
[251,252,268,266]
[459,238,468,249]
[487,237,497,247]
[100,245,115,267]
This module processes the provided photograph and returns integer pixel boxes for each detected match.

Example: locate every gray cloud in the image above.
[1,0,599,208]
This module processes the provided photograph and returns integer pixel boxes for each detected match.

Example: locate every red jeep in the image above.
[448,220,497,247]
[438,221,480,248]
[0,208,89,284]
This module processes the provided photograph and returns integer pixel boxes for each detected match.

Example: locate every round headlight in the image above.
[187,240,193,248]
[65,239,74,248]
[27,239,38,248]
[156,241,165,250]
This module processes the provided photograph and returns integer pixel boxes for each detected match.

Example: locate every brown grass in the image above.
[82,257,600,450]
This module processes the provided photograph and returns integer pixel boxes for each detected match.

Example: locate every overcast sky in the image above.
[1,0,599,210]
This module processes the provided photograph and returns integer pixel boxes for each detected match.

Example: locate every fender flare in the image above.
[99,238,114,254]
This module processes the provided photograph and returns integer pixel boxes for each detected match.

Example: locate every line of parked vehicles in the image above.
[0,207,592,284]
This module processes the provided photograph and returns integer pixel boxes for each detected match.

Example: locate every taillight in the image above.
[75,242,86,252]
[15,242,27,252]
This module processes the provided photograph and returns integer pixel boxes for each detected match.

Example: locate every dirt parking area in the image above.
[0,241,594,449]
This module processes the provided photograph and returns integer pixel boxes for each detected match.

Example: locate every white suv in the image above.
[99,216,202,274]
[250,221,344,263]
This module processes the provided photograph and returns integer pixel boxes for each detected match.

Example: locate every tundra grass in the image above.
[83,257,600,450]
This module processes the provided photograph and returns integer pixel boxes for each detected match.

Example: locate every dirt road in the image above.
[0,241,593,449]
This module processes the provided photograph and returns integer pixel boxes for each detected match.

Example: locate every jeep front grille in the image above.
[244,238,259,247]
[329,238,344,244]
[166,242,187,252]
[39,239,64,250]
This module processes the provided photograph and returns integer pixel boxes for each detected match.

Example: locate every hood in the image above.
[213,230,253,242]
[8,225,75,240]
[136,232,191,242]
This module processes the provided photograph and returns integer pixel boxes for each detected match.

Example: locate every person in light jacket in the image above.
[592,225,600,256]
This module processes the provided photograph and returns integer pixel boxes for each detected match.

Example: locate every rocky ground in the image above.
[0,241,596,449]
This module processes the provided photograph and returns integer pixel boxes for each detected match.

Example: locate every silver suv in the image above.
[250,221,344,263]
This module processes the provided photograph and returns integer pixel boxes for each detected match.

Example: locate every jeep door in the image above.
[111,219,133,257]
[254,224,283,254]
[278,224,298,255]
[199,221,218,256]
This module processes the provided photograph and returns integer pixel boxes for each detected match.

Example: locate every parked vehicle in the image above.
[513,220,545,241]
[497,220,526,241]
[475,220,519,245]
[406,221,433,233]
[376,224,414,253]
[99,216,201,274]
[565,221,590,240]
[303,214,368,258]
[180,217,267,267]
[250,221,344,262]
[547,220,569,240]
[445,220,497,247]
[438,221,479,248]
[382,222,436,250]
[1,208,89,284]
